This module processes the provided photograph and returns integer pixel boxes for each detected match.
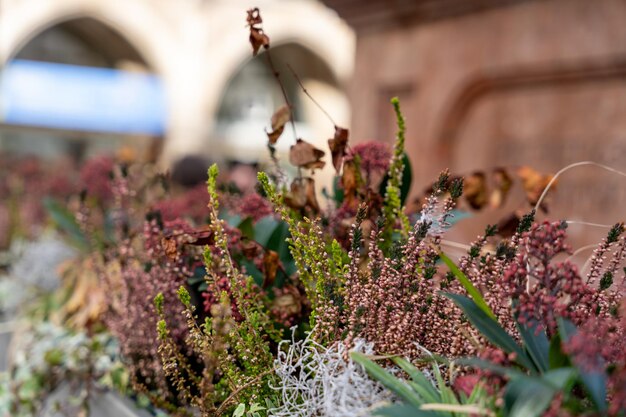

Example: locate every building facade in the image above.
[0,0,355,165]
[323,0,626,246]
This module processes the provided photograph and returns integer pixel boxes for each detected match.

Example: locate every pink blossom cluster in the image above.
[349,141,391,180]
[0,154,77,247]
[102,219,197,397]
[563,300,626,416]
[502,221,610,336]
[79,155,115,201]
[339,194,471,359]
[151,184,211,224]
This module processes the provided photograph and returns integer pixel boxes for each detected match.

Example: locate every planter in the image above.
[42,385,153,417]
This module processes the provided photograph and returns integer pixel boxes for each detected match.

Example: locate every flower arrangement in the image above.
[1,8,625,417]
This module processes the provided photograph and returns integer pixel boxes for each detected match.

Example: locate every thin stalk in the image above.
[534,161,626,213]
[566,243,598,262]
[265,51,297,140]
[565,220,613,229]
[286,63,337,127]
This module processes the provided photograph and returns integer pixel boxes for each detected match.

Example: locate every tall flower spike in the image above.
[381,97,410,248]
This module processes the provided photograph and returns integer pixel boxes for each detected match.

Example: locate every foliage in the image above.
[0,322,129,417]
[2,7,625,417]
[352,352,495,417]
[152,164,279,416]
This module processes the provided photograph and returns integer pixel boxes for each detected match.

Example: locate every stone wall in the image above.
[340,0,626,247]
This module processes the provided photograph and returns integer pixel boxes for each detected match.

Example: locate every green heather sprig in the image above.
[258,172,346,341]
[150,165,280,416]
[382,97,411,248]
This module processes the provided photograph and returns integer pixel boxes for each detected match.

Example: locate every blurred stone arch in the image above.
[212,41,349,163]
[0,0,173,73]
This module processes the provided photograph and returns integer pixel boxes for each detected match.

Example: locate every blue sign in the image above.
[0,60,166,135]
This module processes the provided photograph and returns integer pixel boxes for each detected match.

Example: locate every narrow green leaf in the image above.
[558,318,607,412]
[548,334,570,369]
[253,216,279,247]
[233,403,245,417]
[457,357,527,379]
[392,357,440,403]
[444,293,536,371]
[352,352,423,408]
[373,404,438,417]
[440,253,495,320]
[239,258,264,286]
[43,197,89,249]
[378,153,412,207]
[517,321,550,372]
[505,378,556,417]
[266,221,290,260]
[237,217,255,240]
[542,368,577,390]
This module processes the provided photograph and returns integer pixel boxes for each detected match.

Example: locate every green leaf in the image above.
[253,216,279,247]
[440,253,495,320]
[332,175,345,204]
[266,221,290,262]
[399,153,412,206]
[239,258,264,286]
[374,404,438,417]
[43,198,89,249]
[378,153,412,207]
[517,321,550,372]
[248,403,265,413]
[233,403,245,417]
[558,319,607,412]
[351,352,423,408]
[443,293,536,372]
[219,211,241,227]
[542,368,577,390]
[548,334,569,369]
[505,378,556,417]
[237,217,255,240]
[392,357,440,403]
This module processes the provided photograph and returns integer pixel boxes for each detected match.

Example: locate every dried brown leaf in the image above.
[328,126,349,173]
[289,139,325,170]
[464,171,488,210]
[341,159,358,203]
[266,105,291,144]
[285,177,320,213]
[263,250,280,288]
[247,8,270,56]
[161,237,178,261]
[489,167,513,208]
[517,166,554,211]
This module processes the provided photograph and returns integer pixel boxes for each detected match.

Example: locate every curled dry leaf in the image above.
[246,8,270,56]
[327,126,349,173]
[241,239,261,259]
[341,159,359,205]
[517,166,555,211]
[289,139,325,170]
[161,237,178,261]
[489,167,513,208]
[266,105,291,144]
[272,288,302,317]
[59,257,107,329]
[285,177,320,213]
[263,250,280,288]
[464,171,488,210]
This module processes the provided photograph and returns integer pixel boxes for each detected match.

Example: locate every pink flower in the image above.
[80,155,115,201]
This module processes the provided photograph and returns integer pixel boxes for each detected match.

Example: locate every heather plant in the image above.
[152,164,280,416]
[438,220,626,417]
